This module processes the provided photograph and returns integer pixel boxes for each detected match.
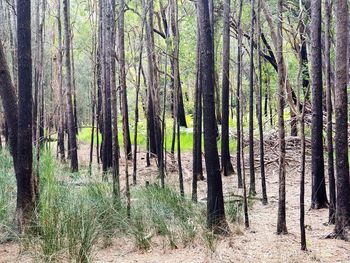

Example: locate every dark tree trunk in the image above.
[198,0,228,233]
[220,0,234,177]
[16,0,36,228]
[63,0,78,172]
[248,0,256,196]
[192,12,204,202]
[143,0,162,164]
[334,0,350,239]
[276,0,287,235]
[236,0,243,188]
[310,0,328,209]
[118,0,132,160]
[325,0,336,224]
[101,0,113,172]
[111,0,120,198]
[56,0,65,161]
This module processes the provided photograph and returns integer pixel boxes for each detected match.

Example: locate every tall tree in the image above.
[118,0,132,159]
[334,0,350,239]
[248,0,256,196]
[192,8,204,202]
[101,0,113,172]
[198,0,228,233]
[56,0,65,161]
[236,0,243,188]
[63,0,78,172]
[221,0,234,177]
[276,0,287,235]
[310,0,328,209]
[256,0,267,204]
[16,0,36,228]
[143,0,162,166]
[325,0,336,224]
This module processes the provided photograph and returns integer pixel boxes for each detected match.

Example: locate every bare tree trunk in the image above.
[248,0,256,196]
[118,0,132,160]
[56,0,65,161]
[310,0,328,209]
[257,0,267,204]
[334,0,350,239]
[192,8,203,202]
[221,0,234,177]
[16,0,36,229]
[198,0,228,233]
[0,41,18,165]
[276,0,287,235]
[325,0,336,224]
[63,0,78,172]
[236,0,243,188]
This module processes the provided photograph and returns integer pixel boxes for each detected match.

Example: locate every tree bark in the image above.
[221,0,234,177]
[248,0,256,196]
[118,0,132,160]
[63,0,78,172]
[236,0,243,189]
[310,0,328,209]
[334,0,350,239]
[325,0,336,224]
[276,0,287,235]
[16,0,36,229]
[198,0,228,233]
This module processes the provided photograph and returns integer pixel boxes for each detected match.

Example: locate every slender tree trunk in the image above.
[110,0,120,197]
[118,0,132,160]
[56,0,65,161]
[310,0,328,209]
[325,0,336,224]
[257,0,267,204]
[192,10,203,202]
[198,0,228,233]
[236,0,243,188]
[63,0,78,172]
[276,0,287,235]
[248,0,256,196]
[334,0,350,239]
[101,0,113,173]
[221,0,234,177]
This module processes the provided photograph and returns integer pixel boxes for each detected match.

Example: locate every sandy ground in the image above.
[1,142,350,262]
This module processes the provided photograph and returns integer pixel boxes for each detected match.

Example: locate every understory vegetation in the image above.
[0,149,242,262]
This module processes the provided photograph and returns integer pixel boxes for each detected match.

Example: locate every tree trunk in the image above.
[236,0,243,188]
[198,0,228,233]
[276,0,287,235]
[334,0,350,239]
[63,0,78,172]
[118,0,132,160]
[248,0,256,196]
[192,9,204,202]
[0,41,18,165]
[257,0,267,205]
[325,0,336,224]
[16,0,36,229]
[310,0,328,209]
[56,0,65,161]
[221,0,234,177]
[101,0,113,173]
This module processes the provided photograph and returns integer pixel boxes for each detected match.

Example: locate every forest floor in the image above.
[1,137,350,262]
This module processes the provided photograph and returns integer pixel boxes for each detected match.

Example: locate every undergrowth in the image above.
[0,149,236,262]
